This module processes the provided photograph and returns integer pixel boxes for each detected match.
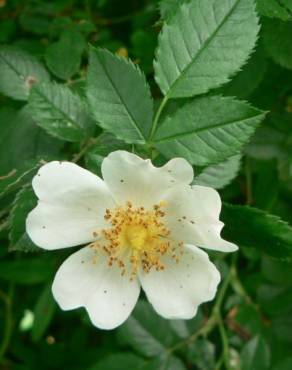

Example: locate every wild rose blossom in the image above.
[26,151,237,330]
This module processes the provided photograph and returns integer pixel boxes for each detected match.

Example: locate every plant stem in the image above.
[218,316,231,370]
[0,287,13,364]
[150,95,168,139]
[72,136,101,163]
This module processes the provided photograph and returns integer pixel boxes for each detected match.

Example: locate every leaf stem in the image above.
[150,95,168,140]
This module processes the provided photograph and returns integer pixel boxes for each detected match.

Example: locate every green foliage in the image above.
[262,18,292,70]
[153,96,265,166]
[29,82,94,142]
[0,0,292,369]
[87,47,153,144]
[89,353,146,370]
[154,0,259,98]
[0,107,62,174]
[45,30,86,80]
[193,155,241,189]
[0,256,54,284]
[9,186,39,252]
[0,46,50,100]
[241,336,270,370]
[222,204,292,259]
[31,284,56,341]
[256,0,292,21]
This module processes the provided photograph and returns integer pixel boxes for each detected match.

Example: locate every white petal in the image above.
[139,245,220,319]
[26,161,115,250]
[101,151,193,207]
[52,246,140,330]
[164,185,238,252]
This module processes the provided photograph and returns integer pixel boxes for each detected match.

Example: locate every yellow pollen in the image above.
[90,201,184,278]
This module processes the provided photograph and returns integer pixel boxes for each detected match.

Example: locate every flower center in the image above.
[125,224,148,250]
[90,201,183,279]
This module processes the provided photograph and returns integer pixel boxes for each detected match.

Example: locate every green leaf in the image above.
[117,300,175,357]
[187,338,215,370]
[263,18,292,70]
[193,155,241,189]
[29,82,94,142]
[256,0,292,21]
[87,47,153,144]
[31,283,56,341]
[45,30,86,80]
[241,336,270,370]
[159,0,189,21]
[0,46,49,100]
[154,0,259,98]
[221,204,292,259]
[245,127,286,160]
[261,257,292,286]
[9,186,39,252]
[219,46,267,99]
[274,357,292,370]
[0,256,54,284]
[85,133,130,176]
[0,106,62,176]
[142,354,186,370]
[153,96,265,166]
[89,353,146,370]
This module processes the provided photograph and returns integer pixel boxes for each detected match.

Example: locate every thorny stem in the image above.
[0,286,13,364]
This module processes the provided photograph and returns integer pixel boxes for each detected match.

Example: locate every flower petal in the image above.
[26,161,115,250]
[101,151,193,207]
[139,244,220,319]
[164,185,238,252]
[52,246,140,330]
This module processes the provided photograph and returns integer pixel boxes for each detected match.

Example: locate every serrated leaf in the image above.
[87,47,153,144]
[159,0,189,21]
[257,0,292,21]
[221,204,292,259]
[241,336,270,370]
[9,186,39,252]
[193,155,241,189]
[263,18,292,70]
[0,106,62,176]
[45,30,86,80]
[31,283,56,341]
[0,46,49,100]
[220,46,267,99]
[29,82,94,142]
[118,301,175,357]
[154,0,259,98]
[153,96,265,166]
[89,353,146,370]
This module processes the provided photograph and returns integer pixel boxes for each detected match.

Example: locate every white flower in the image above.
[26,151,237,330]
